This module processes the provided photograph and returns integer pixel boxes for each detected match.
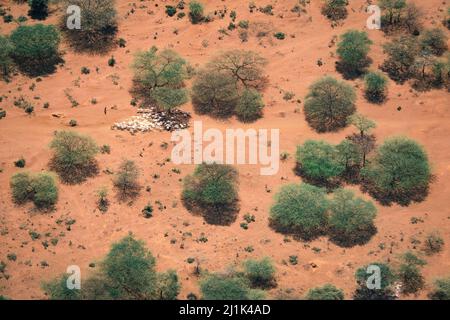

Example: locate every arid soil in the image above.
[0,0,449,299]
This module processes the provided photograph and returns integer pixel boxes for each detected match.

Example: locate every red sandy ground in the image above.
[0,0,449,299]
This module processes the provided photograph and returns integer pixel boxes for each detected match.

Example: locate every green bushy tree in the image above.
[189,1,204,24]
[270,183,329,240]
[200,274,250,300]
[182,163,239,225]
[306,284,344,300]
[10,24,61,76]
[381,35,419,83]
[49,131,99,184]
[321,0,348,21]
[420,28,448,56]
[191,70,239,118]
[304,76,356,132]
[336,30,372,78]
[60,0,118,52]
[328,189,377,246]
[235,88,264,123]
[295,140,344,186]
[361,136,432,206]
[397,252,426,295]
[156,270,180,300]
[131,47,188,112]
[10,171,58,210]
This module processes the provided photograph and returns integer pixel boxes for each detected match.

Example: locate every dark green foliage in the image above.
[142,203,153,218]
[131,46,188,112]
[381,35,419,83]
[49,131,99,184]
[336,30,372,78]
[182,163,239,225]
[420,28,448,56]
[328,189,377,247]
[14,157,26,168]
[200,274,250,300]
[361,136,432,206]
[295,140,344,186]
[336,139,362,180]
[113,160,141,201]
[273,32,285,40]
[192,70,239,118]
[0,35,14,81]
[10,171,58,209]
[270,183,329,240]
[321,0,348,21]
[156,270,180,300]
[429,277,450,300]
[28,0,49,20]
[189,1,204,24]
[165,5,177,17]
[243,257,276,289]
[397,252,426,295]
[235,88,264,122]
[304,76,356,132]
[306,284,344,300]
[42,274,81,300]
[364,72,388,103]
[60,0,118,53]
[10,24,61,76]
[379,0,422,35]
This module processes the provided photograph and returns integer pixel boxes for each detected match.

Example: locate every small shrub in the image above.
[238,20,249,29]
[429,277,450,300]
[100,144,111,154]
[97,186,109,212]
[364,72,388,103]
[235,88,264,123]
[113,160,141,201]
[306,284,344,300]
[397,252,426,295]
[69,119,77,127]
[165,5,177,17]
[108,56,116,67]
[304,76,356,132]
[14,157,26,168]
[200,274,250,300]
[423,232,444,255]
[182,163,239,225]
[28,0,49,20]
[321,0,348,21]
[49,131,99,184]
[420,28,448,56]
[189,1,204,24]
[142,203,153,218]
[243,257,276,288]
[270,183,329,240]
[81,67,90,75]
[381,35,419,83]
[274,32,285,40]
[10,171,58,209]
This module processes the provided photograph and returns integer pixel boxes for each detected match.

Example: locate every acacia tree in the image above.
[304,76,356,132]
[347,113,377,167]
[429,277,450,300]
[243,258,276,289]
[113,160,141,201]
[336,30,372,78]
[381,35,419,83]
[131,47,188,112]
[191,70,239,118]
[200,274,251,300]
[295,140,344,187]
[420,28,448,56]
[361,136,432,206]
[49,131,99,184]
[336,139,362,180]
[43,234,181,300]
[182,163,239,225]
[60,0,118,52]
[328,188,377,247]
[379,0,422,35]
[321,0,348,21]
[270,183,329,240]
[207,50,268,90]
